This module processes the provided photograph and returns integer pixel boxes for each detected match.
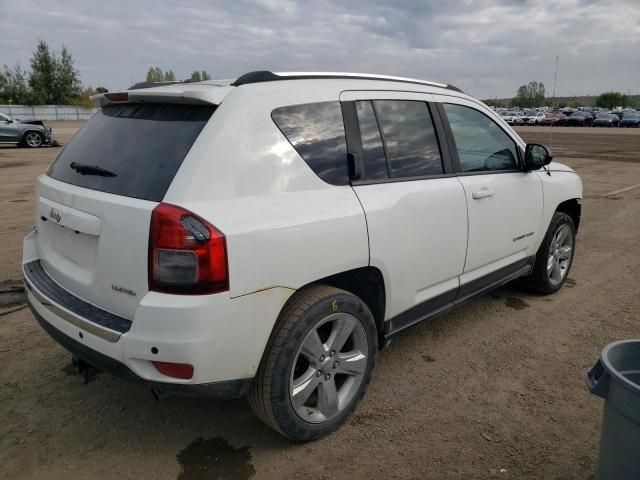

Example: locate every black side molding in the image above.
[384,256,534,339]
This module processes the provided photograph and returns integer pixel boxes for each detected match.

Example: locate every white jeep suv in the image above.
[23,71,582,441]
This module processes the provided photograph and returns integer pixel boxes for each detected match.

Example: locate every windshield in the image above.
[47,103,215,201]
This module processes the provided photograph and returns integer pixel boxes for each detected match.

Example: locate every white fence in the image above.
[0,104,97,121]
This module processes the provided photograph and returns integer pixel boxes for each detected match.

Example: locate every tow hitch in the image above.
[71,356,100,384]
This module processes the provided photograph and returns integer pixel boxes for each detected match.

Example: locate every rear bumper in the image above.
[28,302,252,398]
[22,230,294,396]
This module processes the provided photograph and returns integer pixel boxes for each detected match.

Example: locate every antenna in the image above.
[549,55,559,149]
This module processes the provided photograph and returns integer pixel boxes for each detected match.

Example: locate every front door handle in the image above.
[471,188,494,200]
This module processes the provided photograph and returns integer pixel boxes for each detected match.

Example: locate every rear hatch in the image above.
[35,100,216,319]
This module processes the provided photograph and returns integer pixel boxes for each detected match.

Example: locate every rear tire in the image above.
[249,285,377,441]
[520,212,576,295]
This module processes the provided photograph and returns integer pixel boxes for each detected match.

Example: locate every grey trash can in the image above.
[587,339,640,479]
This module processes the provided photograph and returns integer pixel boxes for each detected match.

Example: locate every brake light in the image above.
[149,203,228,294]
[152,361,194,379]
[104,92,129,102]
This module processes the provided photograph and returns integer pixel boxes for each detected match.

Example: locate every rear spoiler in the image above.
[91,85,233,108]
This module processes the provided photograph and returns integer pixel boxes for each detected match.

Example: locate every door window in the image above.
[373,100,443,178]
[443,104,518,172]
[354,101,388,180]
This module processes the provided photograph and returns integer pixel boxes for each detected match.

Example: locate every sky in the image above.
[1,0,639,99]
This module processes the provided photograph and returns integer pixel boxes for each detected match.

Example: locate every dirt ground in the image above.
[1,123,639,480]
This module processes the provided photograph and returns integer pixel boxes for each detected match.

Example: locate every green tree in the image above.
[0,64,30,104]
[512,81,546,108]
[95,86,109,94]
[190,70,212,82]
[596,91,628,109]
[53,45,81,103]
[29,40,57,104]
[146,67,177,82]
[0,69,7,99]
[146,67,163,82]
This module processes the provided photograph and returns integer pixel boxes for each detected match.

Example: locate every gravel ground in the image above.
[0,123,639,479]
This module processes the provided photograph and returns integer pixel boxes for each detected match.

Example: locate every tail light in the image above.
[149,203,228,294]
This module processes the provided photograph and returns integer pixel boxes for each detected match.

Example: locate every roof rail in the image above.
[231,70,464,93]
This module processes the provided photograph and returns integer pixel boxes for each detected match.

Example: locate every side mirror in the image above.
[524,143,553,171]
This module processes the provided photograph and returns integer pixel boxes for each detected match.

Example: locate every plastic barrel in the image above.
[587,339,640,479]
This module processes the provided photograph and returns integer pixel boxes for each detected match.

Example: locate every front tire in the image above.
[22,131,43,148]
[520,212,576,294]
[249,285,377,441]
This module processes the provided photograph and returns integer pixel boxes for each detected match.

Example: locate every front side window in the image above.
[272,102,348,185]
[443,104,519,172]
[372,100,443,178]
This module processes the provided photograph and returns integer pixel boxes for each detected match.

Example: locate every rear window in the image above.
[47,103,215,201]
[271,102,348,185]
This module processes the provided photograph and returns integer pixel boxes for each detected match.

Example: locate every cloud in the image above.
[0,0,638,98]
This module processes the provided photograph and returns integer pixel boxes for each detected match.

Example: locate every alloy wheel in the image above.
[289,312,368,424]
[25,133,42,147]
[547,224,574,286]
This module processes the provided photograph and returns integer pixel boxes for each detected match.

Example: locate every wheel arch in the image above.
[21,129,44,144]
[555,198,581,232]
[304,267,387,349]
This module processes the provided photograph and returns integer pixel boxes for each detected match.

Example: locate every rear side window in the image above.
[372,100,443,178]
[271,102,348,185]
[355,101,388,180]
[47,104,214,202]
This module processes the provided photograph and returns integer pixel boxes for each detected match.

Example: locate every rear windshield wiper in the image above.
[69,162,117,177]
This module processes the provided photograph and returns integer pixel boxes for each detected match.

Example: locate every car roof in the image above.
[94,70,467,108]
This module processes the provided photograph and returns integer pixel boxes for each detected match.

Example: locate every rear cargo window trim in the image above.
[46,104,216,202]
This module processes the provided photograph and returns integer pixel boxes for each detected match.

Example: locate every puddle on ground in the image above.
[504,297,529,310]
[0,280,26,311]
[0,160,28,169]
[422,353,436,363]
[177,437,255,480]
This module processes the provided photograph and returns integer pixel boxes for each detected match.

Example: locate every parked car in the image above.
[501,110,524,125]
[566,111,593,127]
[521,110,545,125]
[620,112,640,127]
[592,113,620,127]
[611,111,624,121]
[539,112,568,126]
[0,112,52,147]
[22,71,583,441]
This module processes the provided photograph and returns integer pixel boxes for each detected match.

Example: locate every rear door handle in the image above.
[471,188,494,200]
